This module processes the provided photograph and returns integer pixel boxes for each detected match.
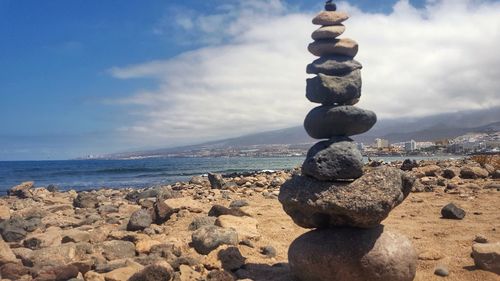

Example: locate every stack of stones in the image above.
[278,2,418,281]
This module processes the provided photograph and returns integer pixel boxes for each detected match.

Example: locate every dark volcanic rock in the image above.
[191,226,238,255]
[472,242,500,274]
[306,71,362,105]
[0,216,41,242]
[304,105,377,139]
[128,265,173,281]
[400,159,418,171]
[279,167,414,228]
[208,173,225,189]
[288,227,417,281]
[441,203,466,220]
[73,192,98,208]
[208,205,249,217]
[302,138,363,181]
[127,209,153,231]
[307,55,362,76]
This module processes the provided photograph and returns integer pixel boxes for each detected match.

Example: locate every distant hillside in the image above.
[102,106,500,159]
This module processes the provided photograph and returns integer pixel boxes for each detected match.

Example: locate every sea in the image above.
[0,156,460,194]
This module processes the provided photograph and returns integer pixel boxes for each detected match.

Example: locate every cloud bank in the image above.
[109,0,500,147]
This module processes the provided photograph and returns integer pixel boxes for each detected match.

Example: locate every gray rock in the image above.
[312,11,349,26]
[304,105,377,139]
[0,216,41,242]
[191,226,238,255]
[288,227,417,281]
[126,186,178,202]
[260,246,277,258]
[188,216,217,231]
[301,138,363,181]
[434,265,449,276]
[208,173,225,189]
[279,167,414,228]
[73,192,98,208]
[127,209,153,231]
[100,240,136,261]
[472,242,500,274]
[306,71,361,105]
[229,200,249,208]
[441,203,465,220]
[307,55,362,76]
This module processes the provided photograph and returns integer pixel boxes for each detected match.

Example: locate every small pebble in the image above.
[260,246,277,258]
[474,234,488,243]
[434,265,449,277]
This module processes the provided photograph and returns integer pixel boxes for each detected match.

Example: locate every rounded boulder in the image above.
[302,138,363,181]
[304,105,377,139]
[288,227,417,281]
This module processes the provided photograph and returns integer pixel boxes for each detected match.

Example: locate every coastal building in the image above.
[375,138,390,149]
[404,140,417,152]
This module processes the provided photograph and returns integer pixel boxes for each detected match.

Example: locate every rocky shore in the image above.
[0,158,499,281]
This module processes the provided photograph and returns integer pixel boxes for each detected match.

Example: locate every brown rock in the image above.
[472,242,500,274]
[312,11,349,25]
[0,206,10,221]
[104,260,144,281]
[215,215,260,241]
[311,25,346,40]
[288,227,417,281]
[7,181,34,198]
[0,263,30,280]
[308,38,358,57]
[0,238,17,265]
[84,271,105,281]
[204,246,245,271]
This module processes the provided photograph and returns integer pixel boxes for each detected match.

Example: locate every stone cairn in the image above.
[278,2,418,281]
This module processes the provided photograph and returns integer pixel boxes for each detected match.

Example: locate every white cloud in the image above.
[109,0,500,147]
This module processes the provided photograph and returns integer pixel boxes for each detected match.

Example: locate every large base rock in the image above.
[288,227,417,281]
[279,167,414,228]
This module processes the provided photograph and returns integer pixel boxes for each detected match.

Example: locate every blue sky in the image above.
[1,0,498,160]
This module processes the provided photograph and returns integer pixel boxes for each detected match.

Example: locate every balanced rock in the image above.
[304,105,377,139]
[301,138,363,181]
[312,11,349,25]
[306,71,361,105]
[307,54,362,76]
[308,38,359,57]
[312,25,346,40]
[288,227,417,281]
[279,166,414,228]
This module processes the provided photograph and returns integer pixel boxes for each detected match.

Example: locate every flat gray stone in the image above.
[306,71,362,105]
[307,55,362,76]
[191,226,238,255]
[304,105,377,139]
[302,138,363,181]
[288,227,417,281]
[279,167,414,228]
[312,11,349,26]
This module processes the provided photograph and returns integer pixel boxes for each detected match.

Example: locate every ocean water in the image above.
[0,157,305,194]
[0,155,460,194]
